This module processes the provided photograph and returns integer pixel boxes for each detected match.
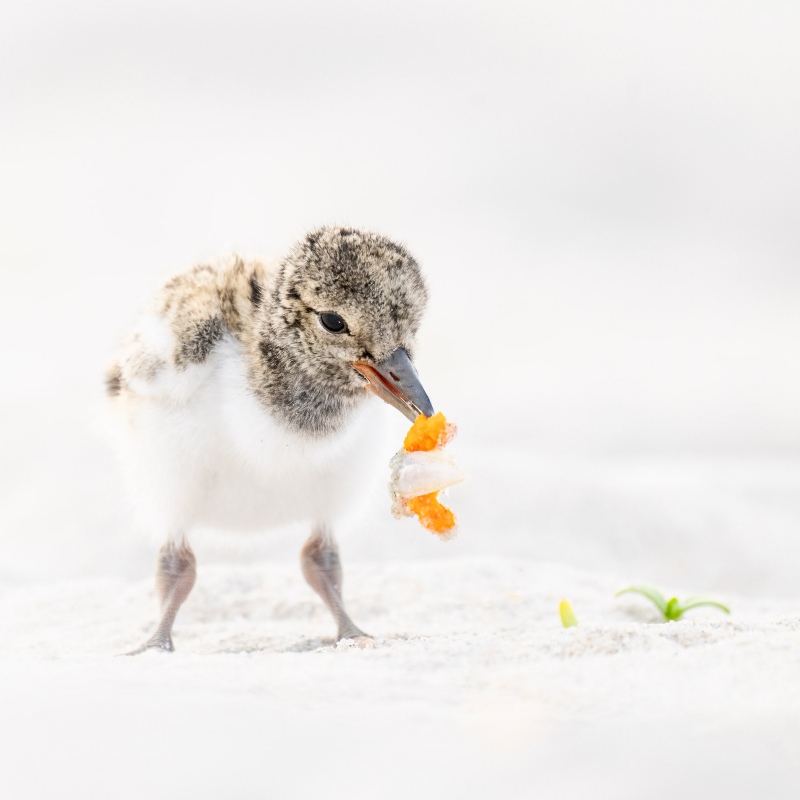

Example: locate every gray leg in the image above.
[126,541,197,655]
[301,527,372,644]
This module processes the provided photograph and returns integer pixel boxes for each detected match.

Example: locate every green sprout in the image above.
[559,599,578,628]
[615,586,730,622]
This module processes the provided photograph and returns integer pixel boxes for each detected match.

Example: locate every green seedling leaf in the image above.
[615,586,668,615]
[679,596,731,616]
[616,586,731,622]
[559,599,578,628]
[664,597,682,621]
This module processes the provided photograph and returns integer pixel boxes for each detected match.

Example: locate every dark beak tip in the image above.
[357,348,435,422]
[417,398,435,419]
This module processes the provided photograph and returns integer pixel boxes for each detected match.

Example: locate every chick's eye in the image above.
[319,312,348,334]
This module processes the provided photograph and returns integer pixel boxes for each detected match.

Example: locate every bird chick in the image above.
[107,226,433,652]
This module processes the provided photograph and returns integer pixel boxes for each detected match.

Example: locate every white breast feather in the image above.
[108,322,390,541]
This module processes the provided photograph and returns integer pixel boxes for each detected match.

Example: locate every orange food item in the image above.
[405,492,456,534]
[398,411,459,537]
[403,412,455,453]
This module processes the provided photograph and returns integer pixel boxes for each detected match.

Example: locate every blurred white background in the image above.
[2,8,800,798]
[1,1,799,587]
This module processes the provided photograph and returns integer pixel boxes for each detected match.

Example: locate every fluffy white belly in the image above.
[113,339,390,538]
[198,398,387,533]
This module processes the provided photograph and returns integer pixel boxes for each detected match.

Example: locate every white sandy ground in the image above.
[1,559,800,799]
[2,449,800,799]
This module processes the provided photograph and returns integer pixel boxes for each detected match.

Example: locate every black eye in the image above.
[319,312,348,334]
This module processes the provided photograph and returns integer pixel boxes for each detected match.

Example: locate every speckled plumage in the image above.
[109,227,427,437]
[107,226,431,651]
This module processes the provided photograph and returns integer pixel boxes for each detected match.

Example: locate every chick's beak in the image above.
[353,348,434,423]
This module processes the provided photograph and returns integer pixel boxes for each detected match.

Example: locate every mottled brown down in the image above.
[108,226,428,437]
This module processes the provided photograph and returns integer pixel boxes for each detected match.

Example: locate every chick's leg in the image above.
[301,527,372,646]
[127,541,197,655]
